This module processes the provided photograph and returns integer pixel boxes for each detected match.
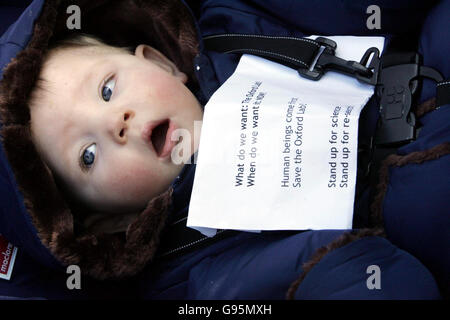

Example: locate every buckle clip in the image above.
[298,37,380,85]
[375,53,443,146]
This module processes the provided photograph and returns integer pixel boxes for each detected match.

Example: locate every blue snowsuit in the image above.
[0,0,448,299]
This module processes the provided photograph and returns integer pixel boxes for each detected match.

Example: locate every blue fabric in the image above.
[383,105,450,296]
[0,0,446,299]
[0,7,25,36]
[0,0,44,81]
[294,237,441,299]
[140,230,343,299]
[419,0,450,103]
[0,1,33,36]
[0,244,135,299]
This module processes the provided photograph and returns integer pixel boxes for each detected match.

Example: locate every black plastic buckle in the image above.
[298,37,380,85]
[375,53,443,146]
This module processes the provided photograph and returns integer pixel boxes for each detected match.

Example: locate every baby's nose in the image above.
[109,110,134,144]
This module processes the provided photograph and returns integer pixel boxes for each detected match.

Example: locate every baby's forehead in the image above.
[43,45,115,69]
[39,46,119,91]
[34,43,131,104]
[30,53,100,117]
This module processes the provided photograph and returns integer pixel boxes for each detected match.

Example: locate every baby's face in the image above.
[30,44,203,213]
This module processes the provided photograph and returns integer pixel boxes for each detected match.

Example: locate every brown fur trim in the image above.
[414,97,437,118]
[370,142,450,227]
[0,0,198,279]
[285,228,385,300]
[49,188,172,280]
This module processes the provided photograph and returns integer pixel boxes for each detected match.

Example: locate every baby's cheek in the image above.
[150,74,184,105]
[107,165,161,201]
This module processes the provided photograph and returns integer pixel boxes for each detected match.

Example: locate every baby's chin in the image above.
[111,175,178,213]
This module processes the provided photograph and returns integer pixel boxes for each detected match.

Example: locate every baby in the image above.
[29,34,203,233]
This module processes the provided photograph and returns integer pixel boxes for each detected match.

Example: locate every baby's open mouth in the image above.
[151,119,170,156]
[144,119,180,159]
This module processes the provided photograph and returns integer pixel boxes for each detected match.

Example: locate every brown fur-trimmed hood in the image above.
[0,0,199,279]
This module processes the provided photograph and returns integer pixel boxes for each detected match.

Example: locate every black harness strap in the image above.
[204,34,380,84]
[436,81,450,108]
[203,34,320,70]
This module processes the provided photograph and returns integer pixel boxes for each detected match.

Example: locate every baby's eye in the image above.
[101,76,116,102]
[80,143,97,170]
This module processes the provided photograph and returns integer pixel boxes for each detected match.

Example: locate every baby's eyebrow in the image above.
[76,59,106,98]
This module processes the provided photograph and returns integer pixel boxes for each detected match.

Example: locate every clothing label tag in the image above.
[0,234,18,280]
[188,36,384,237]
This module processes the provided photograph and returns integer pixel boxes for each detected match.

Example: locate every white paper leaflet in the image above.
[188,36,384,236]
